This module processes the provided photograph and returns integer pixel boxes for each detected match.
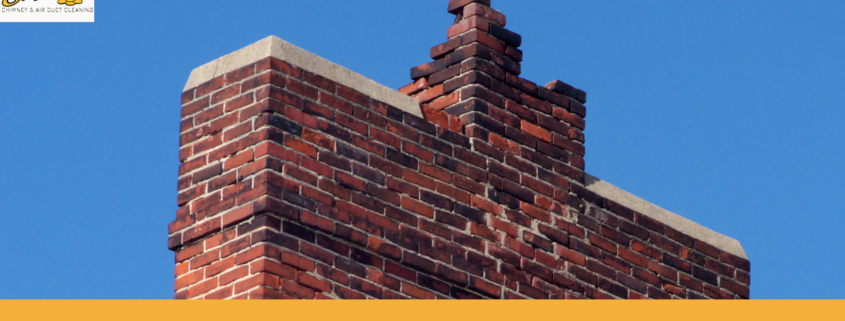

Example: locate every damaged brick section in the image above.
[170,0,749,300]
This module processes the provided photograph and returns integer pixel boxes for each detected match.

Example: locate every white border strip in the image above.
[184,36,423,117]
[584,173,747,259]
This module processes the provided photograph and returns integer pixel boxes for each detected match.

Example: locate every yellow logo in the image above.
[2,0,20,7]
[58,0,82,6]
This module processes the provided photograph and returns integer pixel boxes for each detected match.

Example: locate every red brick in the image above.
[183,218,221,244]
[211,85,241,105]
[189,249,219,270]
[298,271,332,293]
[336,172,366,192]
[206,285,234,300]
[422,106,449,128]
[370,128,401,149]
[633,267,661,287]
[303,71,336,93]
[367,236,402,261]
[284,164,318,186]
[490,217,518,238]
[647,260,678,282]
[588,233,618,255]
[447,15,490,37]
[221,204,255,228]
[720,251,751,272]
[556,244,586,266]
[321,93,355,115]
[175,242,204,263]
[174,269,204,291]
[706,257,736,277]
[172,12,755,302]
[303,128,336,151]
[287,78,319,100]
[663,283,685,296]
[695,240,722,259]
[235,273,280,294]
[452,175,485,195]
[737,270,750,286]
[619,247,648,268]
[224,64,256,85]
[301,242,335,265]
[415,84,445,104]
[386,177,419,198]
[399,77,429,96]
[420,163,452,183]
[353,135,386,156]
[182,97,209,118]
[471,195,502,215]
[334,286,366,299]
[470,222,501,242]
[221,265,250,287]
[193,134,223,155]
[403,141,434,162]
[520,120,551,142]
[209,142,239,163]
[302,185,334,206]
[195,105,223,125]
[401,196,435,219]
[679,273,703,292]
[284,136,318,159]
[235,244,282,265]
[463,29,506,54]
[367,268,401,291]
[175,261,190,278]
[520,202,552,223]
[285,105,319,129]
[300,156,332,177]
[403,169,437,190]
[429,91,460,111]
[337,85,369,106]
[436,181,471,204]
[720,278,750,298]
[188,277,219,299]
[224,149,254,170]
[335,201,368,221]
[249,287,284,300]
[179,126,211,147]
[489,133,519,155]
[257,57,301,77]
[401,282,436,299]
[317,179,351,202]
[337,113,368,135]
[463,3,506,26]
[251,258,297,280]
[470,276,501,298]
[281,251,317,272]
[314,264,349,286]
[505,236,534,258]
[704,284,734,300]
[225,93,255,113]
[632,240,662,260]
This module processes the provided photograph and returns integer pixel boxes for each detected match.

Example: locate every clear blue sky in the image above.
[1,1,842,299]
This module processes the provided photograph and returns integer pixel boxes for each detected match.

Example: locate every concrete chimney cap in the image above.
[184,36,424,118]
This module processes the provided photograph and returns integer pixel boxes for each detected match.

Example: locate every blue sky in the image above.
[1,1,842,299]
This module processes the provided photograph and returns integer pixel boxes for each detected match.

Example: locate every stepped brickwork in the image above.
[168,0,749,300]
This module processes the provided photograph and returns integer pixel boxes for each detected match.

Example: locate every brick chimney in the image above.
[169,0,749,300]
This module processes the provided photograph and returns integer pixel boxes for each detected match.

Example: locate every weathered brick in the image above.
[172,12,750,301]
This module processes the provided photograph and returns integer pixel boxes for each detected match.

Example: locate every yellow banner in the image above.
[2,300,842,321]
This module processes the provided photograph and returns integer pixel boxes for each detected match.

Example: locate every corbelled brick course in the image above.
[169,0,749,300]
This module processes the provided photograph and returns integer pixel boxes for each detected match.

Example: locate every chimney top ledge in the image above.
[585,173,748,259]
[184,36,424,118]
